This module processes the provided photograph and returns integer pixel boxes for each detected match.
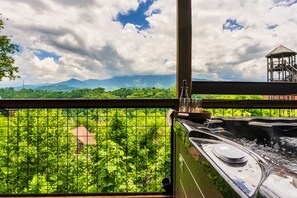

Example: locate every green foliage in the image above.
[127,87,175,99]
[195,94,264,100]
[83,87,118,99]
[0,109,96,193]
[88,140,131,192]
[108,111,127,146]
[0,15,19,81]
[1,86,294,195]
[0,107,171,194]
[111,88,135,98]
[83,108,171,193]
[0,86,175,99]
[201,94,269,117]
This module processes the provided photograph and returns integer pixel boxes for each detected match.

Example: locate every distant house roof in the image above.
[266,45,297,58]
[72,125,96,145]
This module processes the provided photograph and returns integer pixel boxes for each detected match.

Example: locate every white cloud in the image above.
[192,0,297,81]
[15,49,60,84]
[0,0,297,87]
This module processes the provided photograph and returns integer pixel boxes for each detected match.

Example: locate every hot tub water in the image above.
[206,117,297,174]
[234,137,297,173]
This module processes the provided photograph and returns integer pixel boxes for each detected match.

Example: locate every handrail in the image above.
[192,81,297,95]
[0,98,296,109]
[0,99,179,109]
[202,99,297,109]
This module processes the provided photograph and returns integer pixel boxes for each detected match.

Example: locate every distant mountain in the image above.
[34,74,176,91]
[14,83,51,90]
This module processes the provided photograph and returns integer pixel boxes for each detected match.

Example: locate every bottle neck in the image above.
[180,87,189,98]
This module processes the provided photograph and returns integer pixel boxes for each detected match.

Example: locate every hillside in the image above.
[31,74,176,91]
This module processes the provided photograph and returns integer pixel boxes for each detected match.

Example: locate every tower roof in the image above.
[265,45,297,58]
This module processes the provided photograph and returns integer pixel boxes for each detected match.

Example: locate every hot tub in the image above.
[174,117,297,198]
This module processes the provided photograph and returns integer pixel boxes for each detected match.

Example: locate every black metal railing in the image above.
[192,81,297,112]
[1,83,297,196]
[191,81,297,117]
[0,99,178,196]
[192,81,297,95]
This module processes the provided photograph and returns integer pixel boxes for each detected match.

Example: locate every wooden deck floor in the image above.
[12,195,173,198]
[7,195,172,198]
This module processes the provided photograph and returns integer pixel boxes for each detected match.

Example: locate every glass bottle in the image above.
[179,79,190,112]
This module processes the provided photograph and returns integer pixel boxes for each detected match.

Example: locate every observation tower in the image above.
[266,45,297,82]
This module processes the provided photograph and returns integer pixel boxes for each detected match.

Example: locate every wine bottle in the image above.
[179,79,190,112]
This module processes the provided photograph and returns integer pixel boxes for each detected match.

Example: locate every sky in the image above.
[1,0,297,87]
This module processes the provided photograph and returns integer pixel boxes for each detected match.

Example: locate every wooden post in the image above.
[176,0,192,98]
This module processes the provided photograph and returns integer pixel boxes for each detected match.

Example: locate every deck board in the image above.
[6,195,172,198]
[12,195,173,198]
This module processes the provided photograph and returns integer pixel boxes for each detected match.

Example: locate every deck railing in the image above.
[0,99,177,197]
[1,81,297,197]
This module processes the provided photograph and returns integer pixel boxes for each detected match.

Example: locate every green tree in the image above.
[0,15,19,81]
[84,87,117,99]
[85,109,168,192]
[127,87,175,99]
[111,88,135,98]
[0,109,93,194]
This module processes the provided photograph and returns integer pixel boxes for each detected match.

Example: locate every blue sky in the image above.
[116,0,157,30]
[33,49,61,61]
[1,0,297,87]
[222,19,244,31]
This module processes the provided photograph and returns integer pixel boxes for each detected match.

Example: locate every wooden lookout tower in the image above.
[266,45,297,82]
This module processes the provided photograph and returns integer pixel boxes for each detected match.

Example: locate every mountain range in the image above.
[19,74,176,91]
